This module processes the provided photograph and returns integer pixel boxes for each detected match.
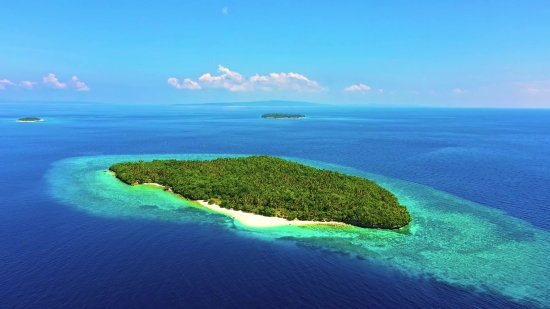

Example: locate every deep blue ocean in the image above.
[1,102,549,308]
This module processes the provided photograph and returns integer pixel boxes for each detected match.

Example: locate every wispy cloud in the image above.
[0,79,15,90]
[517,80,550,95]
[222,7,228,14]
[20,81,37,89]
[453,88,467,94]
[344,84,371,92]
[378,89,383,95]
[42,74,90,91]
[169,65,326,92]
[43,73,67,89]
[167,77,201,90]
[71,76,90,91]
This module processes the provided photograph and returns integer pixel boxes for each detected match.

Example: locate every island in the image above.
[261,113,305,119]
[17,117,43,122]
[109,156,411,229]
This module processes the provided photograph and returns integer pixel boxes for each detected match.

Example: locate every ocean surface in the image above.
[1,102,549,308]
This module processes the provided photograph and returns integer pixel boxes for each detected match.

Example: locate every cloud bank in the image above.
[1,75,89,91]
[344,84,371,92]
[517,80,550,95]
[168,65,326,92]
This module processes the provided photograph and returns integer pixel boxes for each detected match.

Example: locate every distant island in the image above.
[176,100,324,107]
[261,113,305,119]
[109,156,411,229]
[17,117,43,122]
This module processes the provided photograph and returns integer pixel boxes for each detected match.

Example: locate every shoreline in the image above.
[138,181,345,228]
[142,182,164,188]
[17,120,44,123]
[194,200,345,228]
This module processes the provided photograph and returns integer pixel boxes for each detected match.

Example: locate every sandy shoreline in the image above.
[16,120,44,123]
[142,182,165,188]
[194,200,344,228]
[138,181,344,228]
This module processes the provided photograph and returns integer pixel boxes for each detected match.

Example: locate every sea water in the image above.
[1,102,549,308]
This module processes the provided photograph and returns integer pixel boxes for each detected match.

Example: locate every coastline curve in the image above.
[46,153,550,308]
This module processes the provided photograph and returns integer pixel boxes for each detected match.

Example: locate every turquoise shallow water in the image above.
[47,153,550,307]
[3,104,549,308]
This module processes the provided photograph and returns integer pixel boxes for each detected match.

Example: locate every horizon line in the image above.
[0,99,548,109]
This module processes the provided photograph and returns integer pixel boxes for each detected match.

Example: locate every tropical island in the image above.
[109,156,411,229]
[17,117,43,122]
[261,113,305,119]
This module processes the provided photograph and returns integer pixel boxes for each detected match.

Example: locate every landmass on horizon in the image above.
[0,99,417,108]
[261,113,305,119]
[109,156,411,229]
[17,117,43,122]
[177,100,323,107]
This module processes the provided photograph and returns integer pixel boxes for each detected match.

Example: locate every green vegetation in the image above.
[17,117,42,122]
[109,156,411,229]
[261,113,305,119]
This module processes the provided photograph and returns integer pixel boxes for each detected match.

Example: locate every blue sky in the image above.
[1,0,549,107]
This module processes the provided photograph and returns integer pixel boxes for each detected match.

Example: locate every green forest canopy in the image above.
[109,156,411,229]
[18,117,42,121]
[261,113,305,118]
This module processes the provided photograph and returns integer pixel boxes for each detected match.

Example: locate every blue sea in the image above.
[1,102,549,308]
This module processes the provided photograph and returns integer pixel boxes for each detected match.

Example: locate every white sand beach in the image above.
[133,180,345,228]
[195,200,344,228]
[142,182,165,188]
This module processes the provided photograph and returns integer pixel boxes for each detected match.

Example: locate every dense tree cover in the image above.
[17,117,42,122]
[110,156,411,229]
[261,113,305,119]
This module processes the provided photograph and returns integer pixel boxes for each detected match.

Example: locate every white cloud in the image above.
[3,75,88,91]
[20,81,37,89]
[168,77,202,90]
[378,89,383,94]
[71,76,90,91]
[0,79,15,90]
[170,65,326,92]
[453,88,467,94]
[344,84,371,92]
[43,73,67,89]
[198,65,246,91]
[222,7,228,14]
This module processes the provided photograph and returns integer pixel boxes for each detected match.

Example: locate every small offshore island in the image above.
[261,113,305,119]
[109,156,411,229]
[17,117,43,122]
